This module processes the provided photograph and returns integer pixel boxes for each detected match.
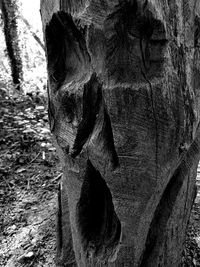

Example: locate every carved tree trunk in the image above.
[40,1,200,266]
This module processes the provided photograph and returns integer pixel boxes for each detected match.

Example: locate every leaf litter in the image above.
[0,89,60,267]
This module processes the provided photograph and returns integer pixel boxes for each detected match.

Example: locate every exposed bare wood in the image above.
[41,1,200,266]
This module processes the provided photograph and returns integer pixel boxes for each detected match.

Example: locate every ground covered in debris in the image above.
[0,90,60,267]
[0,90,200,267]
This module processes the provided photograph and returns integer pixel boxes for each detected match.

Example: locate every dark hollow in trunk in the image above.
[76,160,121,262]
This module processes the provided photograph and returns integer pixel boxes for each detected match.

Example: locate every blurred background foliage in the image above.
[0,0,46,96]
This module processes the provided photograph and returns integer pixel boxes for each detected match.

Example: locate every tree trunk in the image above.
[0,0,22,90]
[40,1,200,266]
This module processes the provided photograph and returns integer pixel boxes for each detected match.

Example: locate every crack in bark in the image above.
[141,66,158,181]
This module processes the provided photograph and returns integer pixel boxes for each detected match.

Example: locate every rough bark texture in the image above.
[41,1,200,266]
[0,0,22,90]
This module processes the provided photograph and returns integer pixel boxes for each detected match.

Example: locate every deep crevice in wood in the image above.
[92,107,119,170]
[71,73,102,158]
[45,11,90,92]
[141,71,158,180]
[140,139,200,266]
[71,73,119,169]
[76,159,121,263]
[140,168,183,266]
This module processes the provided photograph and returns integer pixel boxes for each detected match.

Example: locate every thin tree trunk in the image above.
[0,0,22,90]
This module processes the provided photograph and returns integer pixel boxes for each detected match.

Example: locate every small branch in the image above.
[19,15,45,51]
[29,152,41,164]
[52,173,62,182]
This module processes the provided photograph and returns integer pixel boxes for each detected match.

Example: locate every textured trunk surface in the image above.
[41,1,200,266]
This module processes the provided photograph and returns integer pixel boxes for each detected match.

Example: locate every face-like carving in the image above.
[42,0,200,265]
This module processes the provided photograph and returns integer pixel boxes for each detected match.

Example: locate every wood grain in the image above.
[41,0,200,266]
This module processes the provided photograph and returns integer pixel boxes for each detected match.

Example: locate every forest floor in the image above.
[0,89,200,267]
[0,89,59,267]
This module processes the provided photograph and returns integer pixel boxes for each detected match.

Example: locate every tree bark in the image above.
[0,0,22,90]
[41,1,200,266]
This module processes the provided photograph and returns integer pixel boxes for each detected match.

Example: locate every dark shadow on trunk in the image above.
[76,160,121,263]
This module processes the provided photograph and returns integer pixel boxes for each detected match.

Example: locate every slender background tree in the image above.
[0,0,23,90]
